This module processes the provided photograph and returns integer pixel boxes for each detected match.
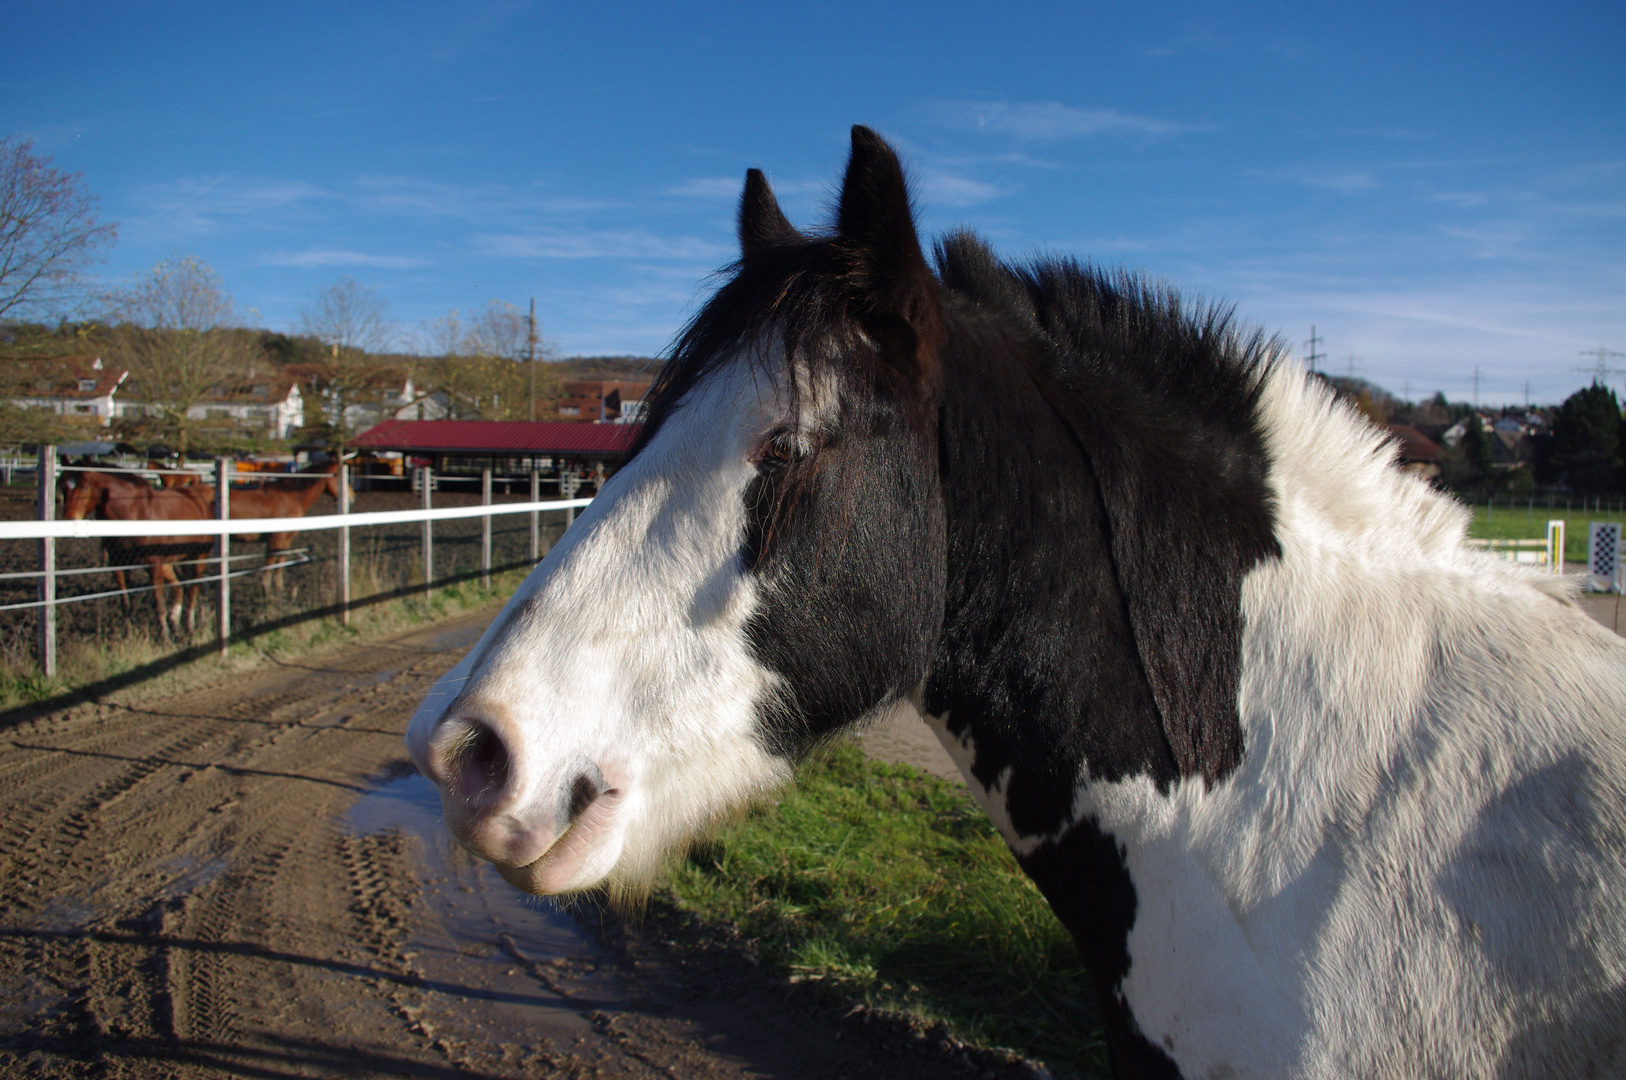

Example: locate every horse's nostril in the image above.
[444,720,510,802]
[566,767,604,823]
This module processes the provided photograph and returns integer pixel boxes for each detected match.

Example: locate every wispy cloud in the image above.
[916,169,1002,208]
[261,249,430,269]
[474,230,731,261]
[937,101,1193,141]
[130,175,327,235]
[1258,169,1381,194]
[665,177,743,198]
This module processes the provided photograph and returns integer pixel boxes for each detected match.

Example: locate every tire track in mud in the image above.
[0,620,466,1078]
[0,611,1002,1080]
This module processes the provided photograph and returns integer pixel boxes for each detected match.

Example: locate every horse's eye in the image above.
[752,432,806,471]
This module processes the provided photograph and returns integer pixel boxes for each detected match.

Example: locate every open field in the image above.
[1465,499,1626,567]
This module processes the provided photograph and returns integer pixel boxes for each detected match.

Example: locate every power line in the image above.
[1304,325,1326,375]
[1575,344,1626,387]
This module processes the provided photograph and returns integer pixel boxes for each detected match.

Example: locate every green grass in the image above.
[662,742,1108,1078]
[1465,500,1625,567]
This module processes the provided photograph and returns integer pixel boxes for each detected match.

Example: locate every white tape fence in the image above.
[8,446,592,677]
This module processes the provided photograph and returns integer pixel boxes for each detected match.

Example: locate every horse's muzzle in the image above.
[415,708,622,891]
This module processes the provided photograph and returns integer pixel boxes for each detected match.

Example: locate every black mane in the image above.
[935,231,1277,452]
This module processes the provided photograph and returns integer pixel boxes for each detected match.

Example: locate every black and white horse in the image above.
[408,127,1626,1077]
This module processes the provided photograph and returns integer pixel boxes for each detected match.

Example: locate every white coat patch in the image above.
[407,359,804,898]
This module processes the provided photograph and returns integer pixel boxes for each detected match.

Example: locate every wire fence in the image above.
[1,447,592,678]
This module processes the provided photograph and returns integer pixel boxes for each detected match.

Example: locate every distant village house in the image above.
[4,357,128,425]
[558,380,650,423]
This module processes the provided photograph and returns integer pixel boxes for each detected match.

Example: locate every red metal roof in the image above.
[353,419,641,455]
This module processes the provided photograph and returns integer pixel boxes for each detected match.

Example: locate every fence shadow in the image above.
[0,558,533,732]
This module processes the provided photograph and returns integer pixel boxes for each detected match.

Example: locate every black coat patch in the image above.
[1022,824,1186,1080]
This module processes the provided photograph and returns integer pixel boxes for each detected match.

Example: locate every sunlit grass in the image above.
[663,742,1108,1078]
[1465,500,1625,567]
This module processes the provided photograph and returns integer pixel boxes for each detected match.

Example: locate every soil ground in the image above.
[0,609,1010,1080]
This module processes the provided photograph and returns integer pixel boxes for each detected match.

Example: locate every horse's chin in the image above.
[490,791,627,896]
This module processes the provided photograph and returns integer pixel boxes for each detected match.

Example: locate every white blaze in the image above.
[407,362,795,896]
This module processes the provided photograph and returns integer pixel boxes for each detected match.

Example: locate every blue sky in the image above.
[6,1,1622,405]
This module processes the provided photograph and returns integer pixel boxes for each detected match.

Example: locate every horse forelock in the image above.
[633,239,938,461]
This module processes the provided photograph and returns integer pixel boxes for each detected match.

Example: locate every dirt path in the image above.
[0,611,995,1080]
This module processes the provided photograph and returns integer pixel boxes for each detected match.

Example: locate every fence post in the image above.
[36,444,56,678]
[421,466,433,591]
[481,466,492,590]
[216,457,232,655]
[530,468,540,563]
[337,462,351,625]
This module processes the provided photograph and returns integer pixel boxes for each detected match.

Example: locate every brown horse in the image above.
[59,470,213,639]
[60,463,353,635]
[151,463,204,488]
[193,464,351,591]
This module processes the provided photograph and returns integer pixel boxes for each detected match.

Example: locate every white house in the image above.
[116,375,305,439]
[4,357,129,426]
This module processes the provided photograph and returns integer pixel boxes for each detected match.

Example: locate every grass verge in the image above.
[661,741,1108,1079]
[1466,503,1624,567]
[0,567,524,713]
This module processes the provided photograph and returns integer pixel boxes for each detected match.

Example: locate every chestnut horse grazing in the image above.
[60,470,212,639]
[407,129,1626,1077]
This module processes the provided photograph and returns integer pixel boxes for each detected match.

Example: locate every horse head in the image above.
[59,470,106,520]
[407,127,947,899]
[323,466,354,505]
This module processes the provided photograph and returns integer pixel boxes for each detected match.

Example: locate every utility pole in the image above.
[1473,366,1481,410]
[527,297,538,422]
[1343,353,1362,381]
[1304,325,1326,375]
[1574,345,1626,395]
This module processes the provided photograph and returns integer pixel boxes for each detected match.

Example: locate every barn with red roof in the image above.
[351,419,642,495]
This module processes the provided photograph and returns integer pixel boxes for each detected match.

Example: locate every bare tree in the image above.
[419,309,464,362]
[0,136,118,325]
[422,300,559,420]
[300,278,395,454]
[464,300,529,361]
[110,254,251,452]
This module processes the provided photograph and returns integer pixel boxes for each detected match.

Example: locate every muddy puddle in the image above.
[344,767,628,1047]
[423,621,490,652]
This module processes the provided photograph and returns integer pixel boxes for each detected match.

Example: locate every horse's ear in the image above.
[836,126,942,395]
[739,169,802,258]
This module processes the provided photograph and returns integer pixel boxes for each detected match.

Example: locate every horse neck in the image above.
[294,473,335,511]
[928,318,1181,827]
